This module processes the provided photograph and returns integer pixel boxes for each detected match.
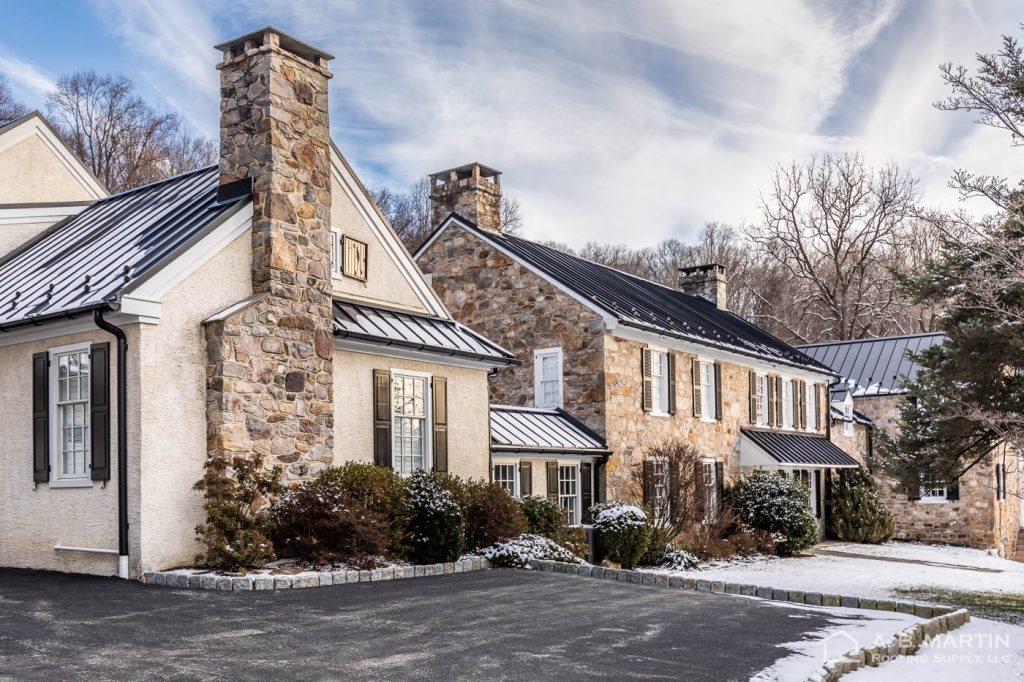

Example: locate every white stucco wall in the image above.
[0,222,52,259]
[329,176,431,314]
[0,134,97,204]
[333,350,491,481]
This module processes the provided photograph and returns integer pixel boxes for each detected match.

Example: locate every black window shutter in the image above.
[691,358,702,418]
[432,377,448,473]
[32,352,49,483]
[693,459,706,520]
[666,352,677,415]
[946,479,960,501]
[520,461,532,496]
[714,461,725,512]
[641,459,653,504]
[546,461,559,502]
[641,347,652,413]
[372,369,392,468]
[814,384,822,431]
[766,376,775,427]
[748,370,757,424]
[581,462,593,521]
[90,342,111,481]
[903,476,921,501]
[714,363,723,421]
[813,469,822,518]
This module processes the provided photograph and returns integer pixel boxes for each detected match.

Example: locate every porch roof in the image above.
[740,428,859,468]
[490,405,609,455]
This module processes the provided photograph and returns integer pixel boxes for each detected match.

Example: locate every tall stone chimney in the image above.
[429,162,502,232]
[205,27,336,477]
[679,264,728,310]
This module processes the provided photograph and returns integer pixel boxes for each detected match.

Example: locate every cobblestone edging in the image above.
[528,560,960,618]
[144,557,491,591]
[807,608,971,682]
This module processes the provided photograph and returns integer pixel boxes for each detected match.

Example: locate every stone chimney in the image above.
[206,27,336,477]
[429,162,502,232]
[679,264,728,310]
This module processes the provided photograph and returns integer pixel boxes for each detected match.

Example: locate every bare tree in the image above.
[0,75,27,125]
[46,71,215,193]
[751,153,920,342]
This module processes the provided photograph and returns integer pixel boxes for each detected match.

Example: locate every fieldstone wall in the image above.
[416,228,607,433]
[205,31,335,477]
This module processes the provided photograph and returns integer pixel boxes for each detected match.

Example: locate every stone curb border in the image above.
[143,557,492,591]
[528,560,959,619]
[807,608,971,682]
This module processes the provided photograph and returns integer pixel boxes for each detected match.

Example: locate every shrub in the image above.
[460,480,527,551]
[729,471,819,556]
[658,545,700,570]
[591,502,652,569]
[193,454,283,572]
[317,463,410,557]
[406,470,464,564]
[479,534,583,568]
[520,496,568,541]
[269,476,388,565]
[640,525,675,566]
[826,468,896,543]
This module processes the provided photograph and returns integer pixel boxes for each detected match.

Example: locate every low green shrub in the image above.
[591,502,652,569]
[826,468,895,544]
[520,496,568,541]
[193,454,283,572]
[406,470,465,563]
[729,471,819,556]
[460,480,526,551]
[269,476,388,565]
[317,463,410,557]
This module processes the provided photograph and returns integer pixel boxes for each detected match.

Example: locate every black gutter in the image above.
[0,303,105,333]
[490,445,612,456]
[93,307,129,577]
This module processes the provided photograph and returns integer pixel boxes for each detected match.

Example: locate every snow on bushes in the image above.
[406,470,465,564]
[479,533,583,568]
[658,545,700,570]
[729,471,819,555]
[591,502,652,569]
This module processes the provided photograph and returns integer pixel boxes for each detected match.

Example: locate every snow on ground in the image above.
[748,602,920,681]
[844,618,1024,681]
[674,541,1024,601]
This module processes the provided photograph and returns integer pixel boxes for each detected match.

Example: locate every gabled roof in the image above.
[0,111,108,200]
[829,405,872,425]
[798,333,945,398]
[0,166,250,330]
[333,298,517,366]
[741,428,859,468]
[418,215,831,373]
[490,405,608,454]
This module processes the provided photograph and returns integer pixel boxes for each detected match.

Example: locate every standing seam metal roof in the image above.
[741,428,860,467]
[0,165,248,328]
[797,333,945,397]
[490,405,608,452]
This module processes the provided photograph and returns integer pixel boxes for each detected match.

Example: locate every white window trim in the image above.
[805,383,817,432]
[843,398,854,437]
[781,378,794,430]
[698,359,717,422]
[919,482,948,503]
[533,347,564,409]
[330,230,344,278]
[558,462,581,526]
[649,346,670,417]
[389,368,433,475]
[756,373,768,427]
[48,342,94,488]
[492,462,519,498]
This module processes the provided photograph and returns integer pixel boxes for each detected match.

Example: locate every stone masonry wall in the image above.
[206,32,335,477]
[416,228,607,434]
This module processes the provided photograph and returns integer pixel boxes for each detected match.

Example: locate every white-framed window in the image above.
[534,347,563,409]
[650,349,670,415]
[50,343,92,485]
[805,383,817,432]
[331,230,344,276]
[559,464,579,525]
[650,458,670,521]
[920,479,948,503]
[699,360,717,421]
[391,371,431,476]
[756,374,768,426]
[843,399,854,437]
[702,459,720,522]
[493,463,517,497]
[782,379,794,429]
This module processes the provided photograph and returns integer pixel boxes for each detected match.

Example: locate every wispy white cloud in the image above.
[0,46,55,107]
[79,0,1024,246]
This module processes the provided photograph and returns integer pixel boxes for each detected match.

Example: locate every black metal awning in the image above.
[741,428,859,468]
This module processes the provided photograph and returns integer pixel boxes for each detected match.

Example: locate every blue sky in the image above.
[0,1,1019,247]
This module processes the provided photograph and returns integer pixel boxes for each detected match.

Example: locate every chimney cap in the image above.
[679,263,726,275]
[215,26,335,63]
[429,162,502,183]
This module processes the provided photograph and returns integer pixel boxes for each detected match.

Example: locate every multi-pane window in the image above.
[756,374,768,426]
[782,379,794,429]
[702,460,719,522]
[843,400,854,437]
[54,348,90,480]
[805,384,817,431]
[650,350,669,414]
[493,464,517,497]
[392,373,429,476]
[558,464,579,525]
[534,348,563,409]
[920,479,948,502]
[650,458,670,520]
[699,361,716,420]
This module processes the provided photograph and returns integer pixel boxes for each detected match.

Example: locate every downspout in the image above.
[94,307,129,579]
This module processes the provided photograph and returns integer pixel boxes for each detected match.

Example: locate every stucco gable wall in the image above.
[0,134,97,205]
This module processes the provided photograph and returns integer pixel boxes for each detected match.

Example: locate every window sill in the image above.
[649,411,671,418]
[48,478,95,489]
[699,417,718,424]
[918,498,949,504]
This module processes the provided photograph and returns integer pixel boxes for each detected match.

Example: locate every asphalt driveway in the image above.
[1,567,861,681]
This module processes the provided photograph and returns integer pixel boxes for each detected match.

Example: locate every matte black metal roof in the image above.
[741,428,860,467]
[0,166,249,330]
[428,216,830,373]
[333,298,518,366]
[798,333,945,397]
[829,406,872,425]
[490,405,608,453]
